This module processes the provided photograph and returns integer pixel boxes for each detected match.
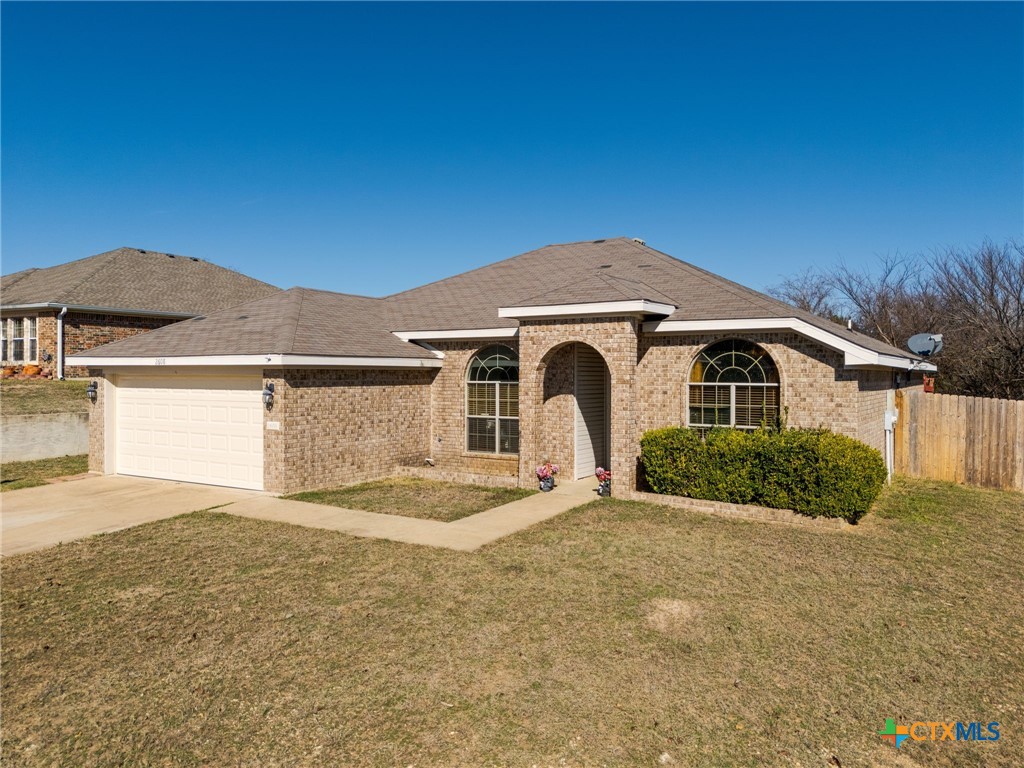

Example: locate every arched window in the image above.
[466,345,519,454]
[688,339,780,430]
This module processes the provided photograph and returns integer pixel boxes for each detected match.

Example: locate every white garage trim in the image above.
[114,374,264,491]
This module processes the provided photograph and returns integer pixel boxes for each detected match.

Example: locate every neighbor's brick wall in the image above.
[263,367,434,494]
[36,313,58,370]
[424,340,520,481]
[63,313,181,377]
[636,332,867,440]
[86,368,106,473]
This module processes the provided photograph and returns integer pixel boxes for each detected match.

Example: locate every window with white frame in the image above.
[466,344,519,454]
[688,339,780,430]
[2,317,38,364]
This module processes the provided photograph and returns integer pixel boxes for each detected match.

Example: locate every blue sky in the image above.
[2,2,1021,297]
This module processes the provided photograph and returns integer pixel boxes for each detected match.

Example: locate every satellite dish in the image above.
[907,333,944,357]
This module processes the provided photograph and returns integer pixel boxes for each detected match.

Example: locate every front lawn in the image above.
[285,476,536,522]
[0,454,88,492]
[2,478,1021,767]
[0,378,90,416]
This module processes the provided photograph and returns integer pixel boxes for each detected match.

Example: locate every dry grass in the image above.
[2,477,1022,767]
[0,379,89,416]
[0,454,88,492]
[285,476,536,522]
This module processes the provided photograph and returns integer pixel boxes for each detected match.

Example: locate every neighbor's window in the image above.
[3,317,37,364]
[688,339,779,430]
[466,344,519,454]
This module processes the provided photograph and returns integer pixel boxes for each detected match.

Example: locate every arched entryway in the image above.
[534,340,612,482]
[573,343,610,479]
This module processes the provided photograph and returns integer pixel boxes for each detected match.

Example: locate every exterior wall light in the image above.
[262,382,275,409]
[86,381,98,403]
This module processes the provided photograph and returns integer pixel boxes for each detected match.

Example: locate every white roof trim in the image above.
[642,317,937,372]
[67,354,443,369]
[1,302,195,319]
[392,327,518,341]
[498,299,676,319]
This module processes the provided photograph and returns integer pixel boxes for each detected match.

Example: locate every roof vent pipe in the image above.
[632,238,646,245]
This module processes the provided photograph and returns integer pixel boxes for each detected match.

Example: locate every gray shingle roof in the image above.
[71,237,920,363]
[75,287,436,359]
[383,237,917,360]
[1,247,279,314]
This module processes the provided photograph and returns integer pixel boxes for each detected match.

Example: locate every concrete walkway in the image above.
[226,477,600,552]
[1,475,265,556]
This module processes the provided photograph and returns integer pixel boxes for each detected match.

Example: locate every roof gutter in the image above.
[67,353,444,369]
[642,317,936,372]
[1,302,196,319]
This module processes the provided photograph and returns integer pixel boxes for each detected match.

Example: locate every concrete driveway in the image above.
[1,475,265,556]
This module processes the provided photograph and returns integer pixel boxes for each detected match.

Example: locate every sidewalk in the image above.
[226,477,600,551]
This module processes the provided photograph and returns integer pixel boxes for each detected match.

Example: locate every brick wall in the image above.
[86,368,105,472]
[63,313,180,377]
[36,313,58,372]
[857,370,894,453]
[637,332,868,440]
[538,343,576,475]
[424,340,521,480]
[262,368,434,494]
[518,316,641,494]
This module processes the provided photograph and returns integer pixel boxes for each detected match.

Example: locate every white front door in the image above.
[574,344,610,479]
[115,375,264,490]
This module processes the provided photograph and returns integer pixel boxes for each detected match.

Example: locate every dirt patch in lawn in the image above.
[645,598,702,635]
[285,476,536,522]
[2,477,1022,767]
[0,454,88,492]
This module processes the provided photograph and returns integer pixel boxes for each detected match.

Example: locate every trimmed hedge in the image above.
[639,427,887,522]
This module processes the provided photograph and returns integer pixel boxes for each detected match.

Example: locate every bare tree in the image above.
[766,268,844,323]
[770,240,1023,399]
[930,241,1024,399]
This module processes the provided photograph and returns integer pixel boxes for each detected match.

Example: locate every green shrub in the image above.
[639,426,887,522]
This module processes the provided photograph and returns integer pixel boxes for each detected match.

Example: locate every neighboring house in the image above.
[1,247,279,378]
[71,238,935,495]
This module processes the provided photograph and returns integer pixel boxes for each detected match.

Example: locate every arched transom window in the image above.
[467,345,519,454]
[688,339,780,430]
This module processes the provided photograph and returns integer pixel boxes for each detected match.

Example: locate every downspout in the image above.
[56,306,68,379]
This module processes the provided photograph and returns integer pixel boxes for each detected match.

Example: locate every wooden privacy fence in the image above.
[894,389,1024,492]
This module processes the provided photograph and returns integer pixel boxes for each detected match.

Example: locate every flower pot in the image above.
[539,476,555,492]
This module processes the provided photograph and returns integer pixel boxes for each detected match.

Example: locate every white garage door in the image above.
[116,375,264,490]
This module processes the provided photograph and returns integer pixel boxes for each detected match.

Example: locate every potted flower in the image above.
[536,462,559,492]
[595,467,612,497]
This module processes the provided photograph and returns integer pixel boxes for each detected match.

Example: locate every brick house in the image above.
[72,238,934,495]
[1,247,279,378]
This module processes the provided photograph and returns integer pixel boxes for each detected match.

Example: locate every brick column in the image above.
[517,317,641,496]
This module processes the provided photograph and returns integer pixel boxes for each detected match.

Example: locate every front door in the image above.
[574,344,610,479]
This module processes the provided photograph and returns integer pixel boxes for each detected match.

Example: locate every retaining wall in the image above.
[2,413,90,462]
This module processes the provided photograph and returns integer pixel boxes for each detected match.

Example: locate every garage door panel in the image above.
[116,376,263,491]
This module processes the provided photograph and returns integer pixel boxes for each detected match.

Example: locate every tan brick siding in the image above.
[86,368,105,473]
[637,332,868,441]
[519,317,641,494]
[262,368,434,494]
[63,313,180,377]
[425,340,520,480]
[857,370,893,453]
